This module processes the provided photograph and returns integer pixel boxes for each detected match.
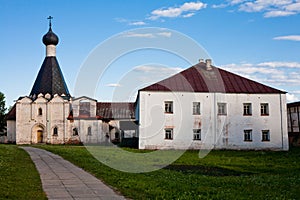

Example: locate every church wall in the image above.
[16,98,34,144]
[48,100,70,144]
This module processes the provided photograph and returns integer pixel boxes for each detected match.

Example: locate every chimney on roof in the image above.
[199,58,204,63]
[206,59,212,70]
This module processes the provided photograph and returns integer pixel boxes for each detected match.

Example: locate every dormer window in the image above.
[38,108,43,116]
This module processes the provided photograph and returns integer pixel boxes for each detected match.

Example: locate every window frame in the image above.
[38,108,43,116]
[243,103,252,116]
[164,101,173,114]
[218,103,227,115]
[73,128,79,136]
[262,130,270,142]
[244,129,252,142]
[165,128,173,140]
[193,102,201,115]
[87,126,92,136]
[261,103,269,116]
[53,127,58,136]
[193,129,201,140]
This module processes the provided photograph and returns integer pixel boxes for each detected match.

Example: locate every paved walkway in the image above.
[21,147,126,200]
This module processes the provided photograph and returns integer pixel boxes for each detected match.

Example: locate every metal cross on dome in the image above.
[47,16,53,27]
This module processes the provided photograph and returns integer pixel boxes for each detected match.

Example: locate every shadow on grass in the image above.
[162,164,253,176]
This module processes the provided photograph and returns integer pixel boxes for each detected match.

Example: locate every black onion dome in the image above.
[42,27,59,45]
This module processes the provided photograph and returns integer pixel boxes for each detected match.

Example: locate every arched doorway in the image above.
[32,124,45,144]
[37,130,43,143]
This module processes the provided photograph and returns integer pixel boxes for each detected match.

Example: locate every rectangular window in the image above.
[218,103,227,115]
[262,130,270,142]
[165,128,173,140]
[244,129,252,142]
[261,103,269,115]
[193,129,201,140]
[243,103,252,115]
[165,101,173,113]
[193,102,201,115]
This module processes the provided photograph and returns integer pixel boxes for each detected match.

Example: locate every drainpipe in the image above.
[279,94,284,149]
[297,106,300,134]
[289,107,293,134]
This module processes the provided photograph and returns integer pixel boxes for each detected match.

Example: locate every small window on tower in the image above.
[53,127,58,136]
[73,128,78,136]
[38,108,42,116]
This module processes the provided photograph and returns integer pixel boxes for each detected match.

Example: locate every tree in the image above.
[0,92,6,133]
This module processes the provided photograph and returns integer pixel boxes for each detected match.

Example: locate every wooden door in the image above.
[37,130,43,143]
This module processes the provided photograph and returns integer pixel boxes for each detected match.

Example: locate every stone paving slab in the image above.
[21,147,126,200]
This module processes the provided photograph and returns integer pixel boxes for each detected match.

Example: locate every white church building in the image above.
[6,20,289,150]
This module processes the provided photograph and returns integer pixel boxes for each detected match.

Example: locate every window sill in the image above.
[261,114,269,116]
[165,112,173,114]
[244,140,252,142]
[165,138,173,140]
[243,114,252,116]
[262,140,270,142]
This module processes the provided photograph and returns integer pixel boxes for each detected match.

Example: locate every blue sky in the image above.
[1,0,300,107]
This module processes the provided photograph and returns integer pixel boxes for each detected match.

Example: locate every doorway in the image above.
[37,130,43,143]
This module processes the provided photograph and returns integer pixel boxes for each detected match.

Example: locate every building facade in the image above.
[6,22,289,150]
[137,61,289,150]
[287,101,300,146]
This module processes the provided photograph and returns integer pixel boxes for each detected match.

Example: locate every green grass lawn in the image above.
[0,144,47,200]
[36,145,300,200]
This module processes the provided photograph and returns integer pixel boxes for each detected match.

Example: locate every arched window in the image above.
[53,127,58,136]
[73,128,78,136]
[87,127,92,136]
[38,108,42,116]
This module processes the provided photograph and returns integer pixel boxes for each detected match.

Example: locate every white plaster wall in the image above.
[138,91,288,150]
[72,119,105,144]
[16,98,34,144]
[16,96,74,144]
[48,98,70,144]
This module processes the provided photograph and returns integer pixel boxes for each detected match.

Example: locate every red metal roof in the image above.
[140,62,285,94]
[97,102,135,120]
[288,101,300,108]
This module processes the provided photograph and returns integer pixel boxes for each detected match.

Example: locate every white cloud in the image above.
[224,0,300,18]
[149,1,207,20]
[115,18,146,26]
[183,13,195,18]
[287,93,299,102]
[212,4,228,9]
[122,32,155,38]
[129,21,146,26]
[122,31,172,38]
[134,65,183,74]
[273,35,300,41]
[257,61,300,68]
[156,32,172,37]
[264,10,296,17]
[106,83,122,87]
[286,2,300,11]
